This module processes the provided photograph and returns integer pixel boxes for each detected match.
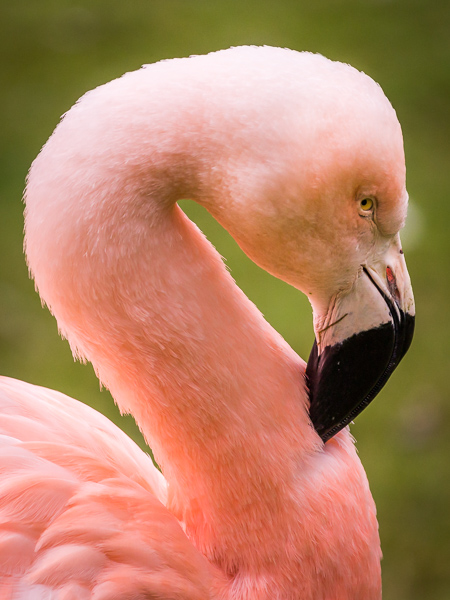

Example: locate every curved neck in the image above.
[25,67,318,572]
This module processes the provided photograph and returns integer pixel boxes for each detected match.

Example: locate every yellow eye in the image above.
[360,197,374,212]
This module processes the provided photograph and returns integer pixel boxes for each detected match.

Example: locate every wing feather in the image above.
[0,377,218,599]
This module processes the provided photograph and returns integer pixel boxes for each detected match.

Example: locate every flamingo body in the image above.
[0,46,415,598]
[0,377,379,599]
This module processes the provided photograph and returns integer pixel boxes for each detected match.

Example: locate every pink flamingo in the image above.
[0,46,414,599]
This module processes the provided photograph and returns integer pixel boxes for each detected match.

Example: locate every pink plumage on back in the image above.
[1,46,414,598]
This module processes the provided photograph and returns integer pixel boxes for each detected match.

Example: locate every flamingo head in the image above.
[205,49,415,442]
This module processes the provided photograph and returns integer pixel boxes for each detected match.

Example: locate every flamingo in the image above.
[0,46,414,599]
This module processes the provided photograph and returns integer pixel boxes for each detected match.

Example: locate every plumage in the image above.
[1,46,414,598]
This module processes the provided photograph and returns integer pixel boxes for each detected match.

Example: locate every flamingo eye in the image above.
[360,198,373,212]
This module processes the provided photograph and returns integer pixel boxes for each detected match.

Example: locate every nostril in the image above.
[386,266,395,285]
[386,266,400,302]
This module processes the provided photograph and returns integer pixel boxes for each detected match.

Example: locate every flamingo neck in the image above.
[24,66,319,574]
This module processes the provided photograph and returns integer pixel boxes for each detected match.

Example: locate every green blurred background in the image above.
[0,0,449,597]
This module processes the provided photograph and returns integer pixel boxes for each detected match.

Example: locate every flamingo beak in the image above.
[306,241,415,443]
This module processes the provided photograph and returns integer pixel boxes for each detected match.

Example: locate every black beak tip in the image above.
[307,310,414,443]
